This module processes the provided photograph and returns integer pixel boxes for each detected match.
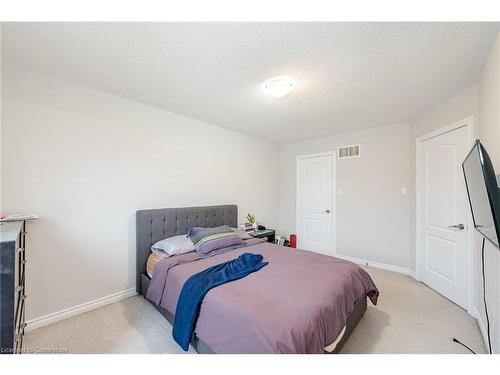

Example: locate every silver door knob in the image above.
[448,224,464,230]
[324,209,331,213]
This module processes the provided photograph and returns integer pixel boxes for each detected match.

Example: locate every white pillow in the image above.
[151,234,195,257]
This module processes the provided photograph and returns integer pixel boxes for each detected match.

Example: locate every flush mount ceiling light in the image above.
[262,77,296,98]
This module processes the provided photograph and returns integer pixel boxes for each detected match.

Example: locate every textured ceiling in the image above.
[2,22,499,144]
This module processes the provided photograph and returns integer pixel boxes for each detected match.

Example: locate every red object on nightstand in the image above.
[290,234,297,248]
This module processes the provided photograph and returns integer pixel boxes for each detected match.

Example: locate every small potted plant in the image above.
[246,213,258,230]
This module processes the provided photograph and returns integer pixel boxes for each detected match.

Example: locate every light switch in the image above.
[338,188,344,195]
[401,188,407,195]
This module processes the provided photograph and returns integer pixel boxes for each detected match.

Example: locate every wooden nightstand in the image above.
[251,229,275,243]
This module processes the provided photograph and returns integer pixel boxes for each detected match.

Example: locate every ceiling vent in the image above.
[338,144,360,159]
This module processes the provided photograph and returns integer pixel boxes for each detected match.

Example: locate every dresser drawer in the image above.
[1,220,28,355]
[14,263,26,354]
[13,247,26,329]
[15,288,26,327]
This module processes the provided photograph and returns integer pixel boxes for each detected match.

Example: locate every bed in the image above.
[136,205,378,354]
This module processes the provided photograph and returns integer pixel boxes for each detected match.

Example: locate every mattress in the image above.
[145,249,348,353]
[146,252,164,278]
[145,245,363,353]
[147,241,378,353]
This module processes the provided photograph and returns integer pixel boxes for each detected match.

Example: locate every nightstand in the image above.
[251,229,275,243]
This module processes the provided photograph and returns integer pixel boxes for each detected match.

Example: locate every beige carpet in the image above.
[24,266,485,354]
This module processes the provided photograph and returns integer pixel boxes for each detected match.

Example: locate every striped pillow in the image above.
[188,225,244,254]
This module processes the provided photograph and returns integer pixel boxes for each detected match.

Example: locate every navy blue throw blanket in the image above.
[172,252,268,351]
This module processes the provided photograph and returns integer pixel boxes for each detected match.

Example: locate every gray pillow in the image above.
[188,225,244,254]
[232,227,253,240]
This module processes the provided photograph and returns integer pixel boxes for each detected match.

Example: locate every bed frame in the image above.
[136,204,366,354]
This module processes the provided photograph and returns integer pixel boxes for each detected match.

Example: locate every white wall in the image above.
[0,67,279,322]
[0,24,3,214]
[279,123,411,270]
[477,31,500,354]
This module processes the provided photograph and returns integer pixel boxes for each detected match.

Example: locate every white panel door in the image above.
[297,154,334,256]
[420,126,469,308]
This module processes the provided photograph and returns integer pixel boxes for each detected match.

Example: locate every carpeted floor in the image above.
[24,266,486,354]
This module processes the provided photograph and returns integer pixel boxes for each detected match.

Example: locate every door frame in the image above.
[415,116,475,314]
[296,151,337,255]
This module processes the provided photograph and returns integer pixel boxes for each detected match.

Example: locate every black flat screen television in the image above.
[462,140,500,249]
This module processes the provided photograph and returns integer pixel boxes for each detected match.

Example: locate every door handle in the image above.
[324,209,331,213]
[448,224,464,230]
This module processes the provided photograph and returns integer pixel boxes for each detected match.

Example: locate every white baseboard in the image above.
[334,253,410,275]
[408,270,417,280]
[26,288,137,332]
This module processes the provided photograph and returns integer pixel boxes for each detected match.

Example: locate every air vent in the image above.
[338,144,360,159]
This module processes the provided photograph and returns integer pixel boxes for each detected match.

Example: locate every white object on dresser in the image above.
[0,214,39,222]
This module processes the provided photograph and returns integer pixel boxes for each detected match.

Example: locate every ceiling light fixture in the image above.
[262,76,296,98]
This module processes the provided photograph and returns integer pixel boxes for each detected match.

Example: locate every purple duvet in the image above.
[147,240,379,354]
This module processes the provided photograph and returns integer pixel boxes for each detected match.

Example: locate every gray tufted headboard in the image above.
[136,205,237,292]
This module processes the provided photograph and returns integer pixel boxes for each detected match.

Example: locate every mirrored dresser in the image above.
[0,221,27,354]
